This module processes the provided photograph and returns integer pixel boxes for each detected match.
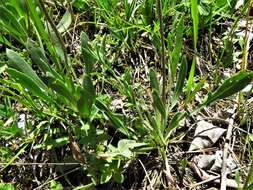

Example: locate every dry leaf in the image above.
[69,134,85,164]
[189,120,226,151]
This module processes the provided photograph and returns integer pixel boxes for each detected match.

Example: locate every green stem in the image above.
[157,0,166,104]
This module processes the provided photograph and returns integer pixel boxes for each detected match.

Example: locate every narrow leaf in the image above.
[173,56,188,103]
[7,68,51,103]
[149,69,160,93]
[96,100,130,137]
[171,16,184,78]
[6,49,48,90]
[50,79,76,105]
[165,112,186,141]
[77,76,96,117]
[205,71,253,105]
[186,57,196,102]
[28,40,56,76]
[152,90,166,118]
[57,9,72,33]
[80,32,95,74]
[191,0,199,49]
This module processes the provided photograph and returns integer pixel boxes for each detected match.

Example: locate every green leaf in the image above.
[0,6,27,43]
[25,0,61,67]
[73,0,89,11]
[191,0,199,49]
[100,139,145,160]
[95,100,130,137]
[114,172,124,184]
[0,64,7,74]
[81,32,95,74]
[49,137,69,149]
[249,134,253,142]
[77,76,96,117]
[81,31,89,48]
[49,180,63,190]
[110,114,130,137]
[186,57,196,102]
[166,112,186,141]
[48,31,65,64]
[172,56,188,106]
[7,68,52,103]
[28,40,60,78]
[0,123,22,140]
[205,71,253,106]
[198,4,210,15]
[0,183,14,190]
[49,79,76,107]
[0,35,15,48]
[188,76,207,102]
[152,90,166,118]
[118,139,145,157]
[222,40,233,68]
[57,9,72,33]
[6,49,48,91]
[25,0,47,42]
[149,69,160,93]
[143,0,154,25]
[118,139,145,150]
[171,16,184,79]
[100,167,113,184]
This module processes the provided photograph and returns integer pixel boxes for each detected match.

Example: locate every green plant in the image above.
[0,183,15,190]
[1,0,253,188]
[49,180,63,190]
[92,0,253,185]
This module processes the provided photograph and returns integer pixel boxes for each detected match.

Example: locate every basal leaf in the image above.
[81,31,89,48]
[152,90,166,118]
[28,40,55,75]
[150,69,160,94]
[77,76,96,117]
[7,68,51,103]
[0,6,27,38]
[49,79,76,106]
[81,32,95,74]
[165,112,186,141]
[6,49,48,91]
[172,56,188,106]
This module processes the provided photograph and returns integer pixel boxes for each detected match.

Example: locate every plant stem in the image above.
[38,0,68,72]
[241,3,252,70]
[157,0,166,104]
[160,147,174,185]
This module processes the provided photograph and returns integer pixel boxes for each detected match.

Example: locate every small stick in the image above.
[220,103,237,190]
[190,164,245,189]
[138,159,155,190]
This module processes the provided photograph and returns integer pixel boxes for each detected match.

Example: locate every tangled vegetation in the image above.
[0,0,253,189]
